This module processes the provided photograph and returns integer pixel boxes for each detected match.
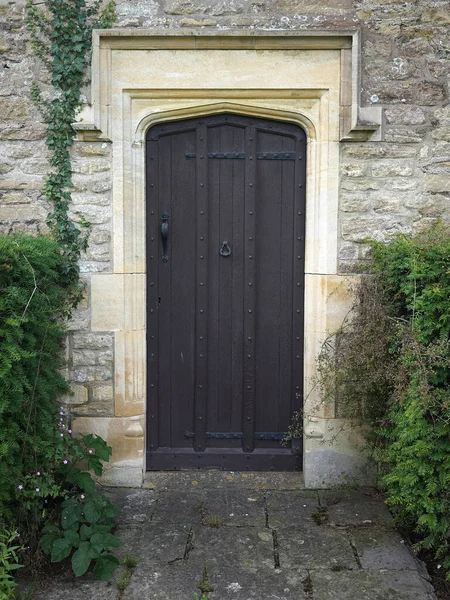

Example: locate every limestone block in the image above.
[372,192,412,213]
[21,159,50,175]
[371,161,414,177]
[423,174,450,193]
[431,127,450,141]
[0,98,29,120]
[415,81,446,105]
[69,204,110,225]
[384,128,423,144]
[422,156,450,174]
[0,192,31,204]
[72,366,113,383]
[434,106,450,125]
[67,385,89,406]
[341,215,412,243]
[340,194,371,212]
[340,163,367,177]
[342,144,418,159]
[92,385,114,403]
[73,332,112,350]
[115,330,146,418]
[71,159,112,174]
[75,143,110,157]
[385,106,425,126]
[71,193,110,206]
[0,175,44,190]
[91,273,145,332]
[0,203,46,223]
[418,195,450,216]
[0,158,14,174]
[72,417,145,475]
[89,228,111,244]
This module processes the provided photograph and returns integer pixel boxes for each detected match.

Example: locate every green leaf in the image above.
[71,541,92,577]
[51,537,72,562]
[40,533,58,555]
[84,501,101,524]
[92,553,120,581]
[64,529,80,547]
[73,471,95,493]
[79,524,93,540]
[62,504,82,529]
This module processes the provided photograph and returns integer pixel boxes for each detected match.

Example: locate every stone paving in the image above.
[29,472,436,600]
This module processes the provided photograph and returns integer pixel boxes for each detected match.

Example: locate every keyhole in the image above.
[159,297,161,304]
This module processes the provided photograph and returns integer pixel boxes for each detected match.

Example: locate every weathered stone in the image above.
[92,385,114,404]
[0,97,29,119]
[179,16,217,25]
[72,366,113,383]
[72,332,113,350]
[384,106,425,126]
[431,127,450,141]
[69,204,110,225]
[417,195,449,216]
[434,106,450,125]
[371,161,414,177]
[70,193,110,206]
[373,81,414,103]
[0,203,46,222]
[423,174,450,193]
[341,163,367,177]
[372,193,407,213]
[0,175,43,190]
[342,144,418,159]
[0,158,13,174]
[415,81,446,105]
[384,128,423,143]
[89,228,110,244]
[75,143,110,157]
[67,384,89,406]
[385,178,417,190]
[71,159,111,174]
[20,158,49,174]
[0,191,31,204]
[421,7,450,25]
[340,194,371,212]
[341,179,380,192]
[341,215,412,242]
[421,156,450,174]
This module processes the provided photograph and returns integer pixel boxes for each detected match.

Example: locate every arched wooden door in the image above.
[146,114,306,470]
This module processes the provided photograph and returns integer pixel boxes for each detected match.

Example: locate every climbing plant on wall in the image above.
[25,0,115,294]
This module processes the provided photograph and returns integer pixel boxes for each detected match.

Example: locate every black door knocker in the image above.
[220,241,231,257]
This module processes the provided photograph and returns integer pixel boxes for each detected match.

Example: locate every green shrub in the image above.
[316,222,450,575]
[0,529,23,599]
[0,234,72,518]
[0,234,120,582]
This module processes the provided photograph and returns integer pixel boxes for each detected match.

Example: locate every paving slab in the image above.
[276,524,358,571]
[318,489,394,527]
[19,475,436,600]
[310,568,436,600]
[350,526,419,571]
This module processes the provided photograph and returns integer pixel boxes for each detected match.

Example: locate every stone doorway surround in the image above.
[73,30,381,488]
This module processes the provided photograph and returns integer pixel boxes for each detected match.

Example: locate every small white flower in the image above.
[18,485,23,490]
[68,429,72,434]
[35,488,40,493]
[60,433,64,437]
[88,449,93,454]
[63,460,68,465]
[36,472,41,476]
[80,494,85,499]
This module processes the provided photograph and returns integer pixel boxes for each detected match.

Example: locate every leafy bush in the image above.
[0,234,72,518]
[317,222,450,575]
[0,529,23,599]
[0,234,120,582]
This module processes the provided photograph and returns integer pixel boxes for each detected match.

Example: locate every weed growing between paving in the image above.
[304,222,450,578]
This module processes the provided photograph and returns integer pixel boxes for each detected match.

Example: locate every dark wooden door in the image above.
[146,114,306,471]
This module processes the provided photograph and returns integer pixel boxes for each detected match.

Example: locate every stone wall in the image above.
[0,0,449,484]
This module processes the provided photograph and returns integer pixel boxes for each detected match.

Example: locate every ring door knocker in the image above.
[220,241,231,257]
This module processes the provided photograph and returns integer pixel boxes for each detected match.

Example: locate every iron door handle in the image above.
[161,211,169,262]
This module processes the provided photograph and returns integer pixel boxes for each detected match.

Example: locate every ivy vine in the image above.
[25,0,115,294]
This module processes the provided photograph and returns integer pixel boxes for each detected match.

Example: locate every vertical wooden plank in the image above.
[206,122,220,434]
[292,132,307,423]
[242,123,256,453]
[146,135,160,452]
[230,125,245,434]
[170,129,196,447]
[278,132,296,433]
[194,122,208,452]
